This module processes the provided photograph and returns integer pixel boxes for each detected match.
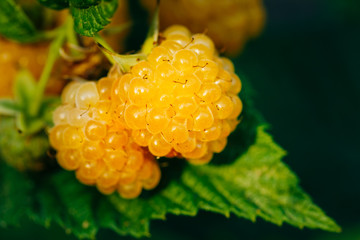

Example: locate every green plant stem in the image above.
[101,21,132,36]
[66,16,77,45]
[94,32,114,52]
[29,18,69,117]
[66,16,81,57]
[28,28,60,42]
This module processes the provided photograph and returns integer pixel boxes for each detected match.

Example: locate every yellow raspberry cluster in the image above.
[112,25,242,165]
[142,0,266,54]
[49,73,161,199]
[50,25,242,198]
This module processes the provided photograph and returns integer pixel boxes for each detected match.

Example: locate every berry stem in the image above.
[97,43,146,72]
[141,2,159,55]
[29,17,70,117]
[95,33,146,72]
[94,33,114,52]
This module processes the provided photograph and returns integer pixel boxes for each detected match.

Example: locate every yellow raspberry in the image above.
[141,0,266,55]
[50,77,161,199]
[111,25,243,165]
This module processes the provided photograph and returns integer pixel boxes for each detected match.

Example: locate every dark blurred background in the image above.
[1,0,359,239]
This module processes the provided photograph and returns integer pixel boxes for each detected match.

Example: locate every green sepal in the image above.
[15,113,46,136]
[0,0,37,42]
[13,69,38,116]
[97,43,146,72]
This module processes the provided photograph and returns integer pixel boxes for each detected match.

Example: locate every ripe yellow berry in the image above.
[108,25,243,164]
[50,78,161,199]
[51,25,242,197]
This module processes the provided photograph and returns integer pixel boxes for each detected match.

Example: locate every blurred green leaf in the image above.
[37,0,69,10]
[0,99,19,116]
[0,0,37,42]
[37,0,103,10]
[70,0,100,8]
[0,163,33,227]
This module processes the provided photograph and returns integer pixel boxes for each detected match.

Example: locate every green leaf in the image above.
[0,81,340,238]
[12,69,45,133]
[0,99,20,116]
[0,0,37,42]
[70,0,118,37]
[0,127,337,239]
[101,126,340,237]
[37,0,69,10]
